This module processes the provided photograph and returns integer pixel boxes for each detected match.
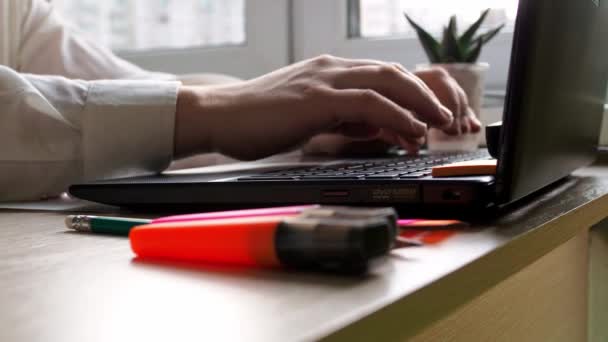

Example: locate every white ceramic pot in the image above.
[417,63,489,152]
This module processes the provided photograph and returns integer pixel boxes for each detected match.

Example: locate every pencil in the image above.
[66,215,152,236]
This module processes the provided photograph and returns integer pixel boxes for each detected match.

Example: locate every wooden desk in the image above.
[1,165,608,342]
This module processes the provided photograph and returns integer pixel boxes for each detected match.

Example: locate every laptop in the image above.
[70,0,608,216]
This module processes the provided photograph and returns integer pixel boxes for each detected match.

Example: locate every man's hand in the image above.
[174,55,456,160]
[415,67,482,136]
[304,66,483,156]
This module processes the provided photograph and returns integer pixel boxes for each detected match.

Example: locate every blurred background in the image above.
[52,0,516,86]
[52,0,608,142]
[53,0,514,52]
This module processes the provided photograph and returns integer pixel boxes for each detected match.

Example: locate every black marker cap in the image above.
[301,206,398,242]
[275,216,394,272]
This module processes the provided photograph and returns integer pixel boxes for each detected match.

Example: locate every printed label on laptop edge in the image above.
[370,187,419,202]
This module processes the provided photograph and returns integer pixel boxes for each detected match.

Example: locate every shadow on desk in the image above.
[129,256,391,286]
[491,175,596,235]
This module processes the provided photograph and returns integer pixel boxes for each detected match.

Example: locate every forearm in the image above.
[174,86,212,159]
[177,73,243,87]
[173,83,242,159]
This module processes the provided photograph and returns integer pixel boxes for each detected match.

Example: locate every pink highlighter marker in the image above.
[398,219,469,228]
[397,219,420,226]
[152,205,320,224]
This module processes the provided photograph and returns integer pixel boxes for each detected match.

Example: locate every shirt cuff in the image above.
[82,80,180,181]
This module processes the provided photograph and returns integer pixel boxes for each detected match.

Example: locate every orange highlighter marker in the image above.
[432,159,497,177]
[130,215,395,271]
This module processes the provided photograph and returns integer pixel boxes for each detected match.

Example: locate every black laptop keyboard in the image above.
[238,150,491,181]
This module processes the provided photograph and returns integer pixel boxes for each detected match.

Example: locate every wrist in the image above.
[174,86,213,158]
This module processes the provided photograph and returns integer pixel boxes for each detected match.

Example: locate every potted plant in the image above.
[405,9,505,151]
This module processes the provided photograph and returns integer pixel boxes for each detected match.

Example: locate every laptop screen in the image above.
[497,0,608,203]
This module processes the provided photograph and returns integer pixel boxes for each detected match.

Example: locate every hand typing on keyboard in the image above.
[302,67,481,157]
[177,56,477,161]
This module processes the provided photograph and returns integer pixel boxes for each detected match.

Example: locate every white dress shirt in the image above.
[0,0,181,201]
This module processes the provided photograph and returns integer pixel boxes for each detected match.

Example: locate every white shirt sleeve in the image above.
[0,66,179,201]
[0,0,184,201]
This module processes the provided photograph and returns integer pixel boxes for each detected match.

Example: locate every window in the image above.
[54,0,245,51]
[354,0,518,39]
[294,0,517,90]
[53,0,516,87]
[53,0,288,79]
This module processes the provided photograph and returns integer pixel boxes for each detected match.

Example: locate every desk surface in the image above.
[2,166,608,342]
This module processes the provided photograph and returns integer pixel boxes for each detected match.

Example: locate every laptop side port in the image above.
[423,185,472,204]
[442,189,463,201]
[322,190,350,198]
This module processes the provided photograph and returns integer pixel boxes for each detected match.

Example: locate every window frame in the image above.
[115,0,290,79]
[292,0,515,90]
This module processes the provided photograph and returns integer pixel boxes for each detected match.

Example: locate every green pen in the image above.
[65,215,152,236]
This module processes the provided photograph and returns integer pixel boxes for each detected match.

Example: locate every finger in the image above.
[398,136,422,155]
[378,131,418,155]
[334,61,448,117]
[414,67,445,79]
[467,108,483,133]
[438,78,468,136]
[395,64,448,105]
[460,117,471,134]
[453,79,473,119]
[413,68,449,93]
[443,120,462,136]
[330,58,438,99]
[329,88,428,138]
[447,78,467,119]
[333,57,391,68]
[414,68,460,114]
[378,129,423,148]
[381,64,448,115]
[301,134,349,156]
[345,60,415,79]
[453,86,471,134]
[303,134,393,156]
[334,123,382,140]
[333,66,453,127]
[329,57,412,74]
[416,68,472,128]
[376,129,400,146]
[443,79,475,136]
[439,86,461,120]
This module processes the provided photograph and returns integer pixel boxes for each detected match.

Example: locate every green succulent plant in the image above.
[404,9,505,64]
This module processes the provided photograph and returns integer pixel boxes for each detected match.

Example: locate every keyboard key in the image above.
[399,173,427,179]
[241,151,490,181]
[300,176,364,180]
[348,172,377,176]
[367,173,402,179]
[240,176,299,181]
